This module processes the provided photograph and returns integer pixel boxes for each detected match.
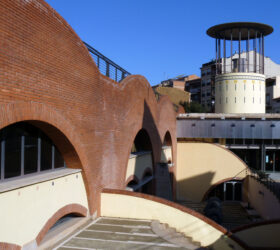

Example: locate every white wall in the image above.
[126,152,153,182]
[215,73,265,113]
[101,191,242,248]
[160,146,172,163]
[0,171,88,247]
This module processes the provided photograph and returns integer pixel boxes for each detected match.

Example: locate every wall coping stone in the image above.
[0,168,81,193]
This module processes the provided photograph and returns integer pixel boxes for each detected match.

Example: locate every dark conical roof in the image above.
[207,22,273,40]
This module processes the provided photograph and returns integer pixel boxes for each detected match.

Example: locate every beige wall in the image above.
[101,192,241,248]
[215,73,265,113]
[233,223,280,248]
[245,176,280,220]
[126,152,153,182]
[0,172,88,247]
[176,142,249,201]
[160,146,172,163]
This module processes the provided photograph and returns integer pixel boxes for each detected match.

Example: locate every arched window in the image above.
[126,129,154,194]
[0,122,65,181]
[131,129,153,153]
[161,131,172,164]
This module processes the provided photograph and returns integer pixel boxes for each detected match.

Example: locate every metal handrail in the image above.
[249,168,280,200]
[84,41,131,82]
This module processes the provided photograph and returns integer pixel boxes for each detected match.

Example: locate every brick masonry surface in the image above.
[0,0,177,216]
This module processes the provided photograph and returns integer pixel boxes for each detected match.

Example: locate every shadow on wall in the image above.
[126,101,173,197]
[176,172,215,201]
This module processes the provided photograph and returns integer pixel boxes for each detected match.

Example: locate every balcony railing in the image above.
[84,42,131,82]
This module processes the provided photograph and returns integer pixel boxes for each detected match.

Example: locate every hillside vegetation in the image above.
[154,86,190,106]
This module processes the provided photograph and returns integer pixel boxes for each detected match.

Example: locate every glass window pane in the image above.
[24,136,38,174]
[41,134,52,171]
[275,150,280,172]
[54,147,64,169]
[5,136,21,179]
[265,150,274,171]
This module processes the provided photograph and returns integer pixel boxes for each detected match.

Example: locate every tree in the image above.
[180,101,208,113]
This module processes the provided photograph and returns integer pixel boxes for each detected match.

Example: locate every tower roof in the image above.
[207,22,273,40]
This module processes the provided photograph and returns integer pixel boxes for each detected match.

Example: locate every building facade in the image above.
[201,53,280,113]
[0,1,178,248]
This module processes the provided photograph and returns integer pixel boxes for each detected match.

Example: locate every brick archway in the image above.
[36,204,87,245]
[0,101,92,212]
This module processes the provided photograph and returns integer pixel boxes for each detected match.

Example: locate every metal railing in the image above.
[84,42,131,82]
[216,63,264,75]
[249,168,280,200]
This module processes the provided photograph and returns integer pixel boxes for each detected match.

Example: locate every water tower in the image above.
[207,22,273,113]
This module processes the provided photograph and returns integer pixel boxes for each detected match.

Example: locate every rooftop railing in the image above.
[84,42,131,82]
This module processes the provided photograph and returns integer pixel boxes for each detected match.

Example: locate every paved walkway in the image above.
[54,217,199,250]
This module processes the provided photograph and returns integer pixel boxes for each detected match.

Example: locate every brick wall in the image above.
[0,0,177,215]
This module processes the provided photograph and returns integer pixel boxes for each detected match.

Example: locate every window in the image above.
[226,97,228,103]
[24,129,38,174]
[235,84,237,91]
[244,97,246,103]
[235,97,236,103]
[226,85,228,91]
[253,97,254,103]
[0,123,66,181]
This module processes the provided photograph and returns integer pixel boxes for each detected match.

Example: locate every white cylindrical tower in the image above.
[207,22,273,113]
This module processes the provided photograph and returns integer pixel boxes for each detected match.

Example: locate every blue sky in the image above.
[45,0,280,86]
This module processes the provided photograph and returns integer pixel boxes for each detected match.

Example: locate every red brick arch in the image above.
[36,203,88,245]
[0,243,21,250]
[123,126,156,189]
[0,101,92,211]
[0,0,177,217]
[157,96,177,199]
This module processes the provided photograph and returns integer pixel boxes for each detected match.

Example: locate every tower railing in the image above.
[216,63,264,75]
[84,42,131,82]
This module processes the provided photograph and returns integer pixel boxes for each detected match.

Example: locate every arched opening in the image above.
[159,131,174,200]
[140,170,153,194]
[131,129,153,153]
[206,180,243,202]
[161,131,173,165]
[126,129,154,194]
[0,121,88,247]
[36,204,88,246]
[0,122,67,181]
[126,178,139,191]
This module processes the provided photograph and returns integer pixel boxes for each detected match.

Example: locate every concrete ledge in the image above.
[0,168,81,193]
